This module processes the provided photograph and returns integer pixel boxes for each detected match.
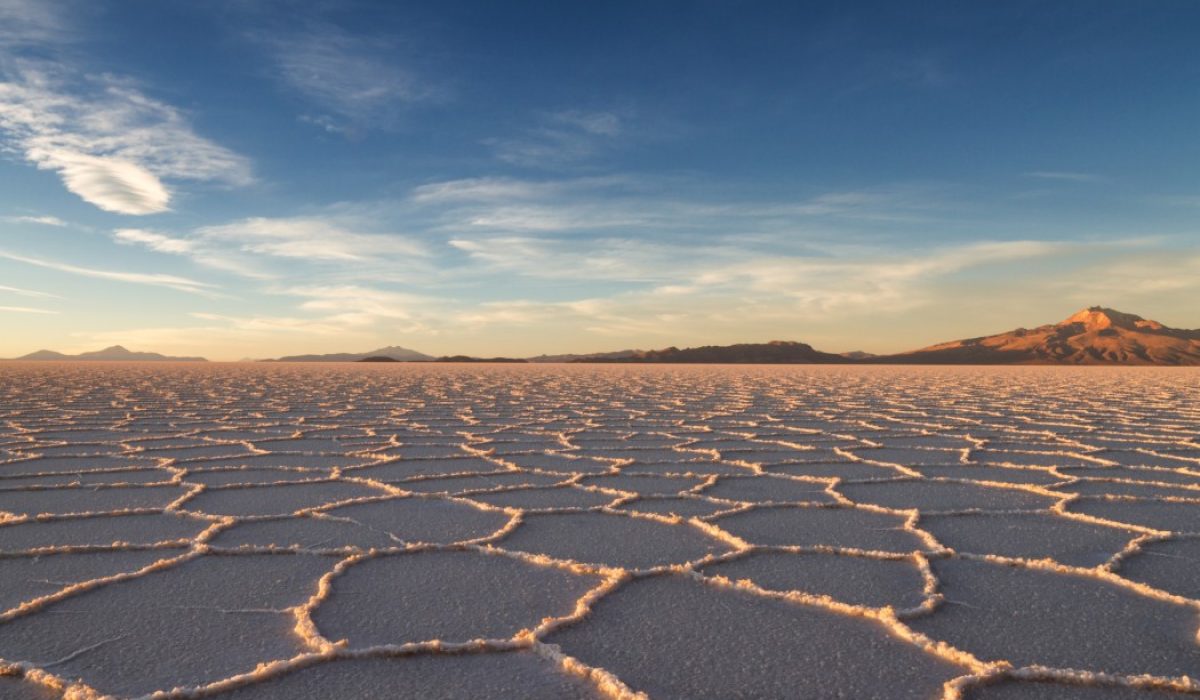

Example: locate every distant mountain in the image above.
[840,350,877,360]
[434,355,528,363]
[527,349,640,363]
[14,345,206,362]
[577,340,847,364]
[878,307,1200,366]
[268,346,434,362]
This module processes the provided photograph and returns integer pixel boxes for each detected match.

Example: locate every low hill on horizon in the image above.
[266,345,434,362]
[12,345,207,362]
[577,340,847,364]
[877,307,1200,365]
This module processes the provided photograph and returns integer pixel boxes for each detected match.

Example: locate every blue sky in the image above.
[1,0,1198,359]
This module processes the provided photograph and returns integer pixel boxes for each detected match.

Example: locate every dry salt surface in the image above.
[0,364,1197,699]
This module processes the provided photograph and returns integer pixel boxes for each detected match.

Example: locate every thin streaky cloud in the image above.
[0,250,216,294]
[0,305,57,314]
[6,214,67,226]
[0,283,59,298]
[1024,171,1103,183]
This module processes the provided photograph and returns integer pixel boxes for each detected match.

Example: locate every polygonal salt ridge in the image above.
[1059,465,1200,486]
[0,509,222,554]
[180,467,335,488]
[304,546,617,654]
[0,454,165,477]
[463,485,623,512]
[176,480,394,518]
[697,547,941,615]
[545,569,979,699]
[910,555,1200,684]
[304,492,519,546]
[835,476,1065,514]
[578,473,710,498]
[1108,534,1200,603]
[0,551,343,698]
[948,666,1200,699]
[905,463,1068,487]
[495,508,742,571]
[697,473,837,505]
[918,511,1148,569]
[1063,495,1200,535]
[710,502,942,554]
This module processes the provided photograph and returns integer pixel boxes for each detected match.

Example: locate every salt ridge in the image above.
[0,363,1197,698]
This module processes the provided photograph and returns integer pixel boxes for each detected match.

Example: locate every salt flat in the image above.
[0,363,1198,699]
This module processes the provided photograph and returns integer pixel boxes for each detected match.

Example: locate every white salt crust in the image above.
[0,363,1196,698]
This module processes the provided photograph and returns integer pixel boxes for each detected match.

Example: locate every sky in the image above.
[1,0,1198,360]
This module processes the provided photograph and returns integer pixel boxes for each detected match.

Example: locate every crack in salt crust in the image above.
[0,363,1197,698]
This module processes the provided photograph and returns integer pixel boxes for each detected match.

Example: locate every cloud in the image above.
[1024,171,1102,183]
[0,65,252,214]
[486,110,624,167]
[0,0,68,48]
[42,151,170,214]
[196,216,426,262]
[6,214,67,226]
[251,19,438,132]
[0,304,56,314]
[0,250,216,294]
[0,283,58,298]
[113,228,195,254]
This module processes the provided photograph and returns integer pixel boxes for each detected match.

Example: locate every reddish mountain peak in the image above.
[1058,307,1148,331]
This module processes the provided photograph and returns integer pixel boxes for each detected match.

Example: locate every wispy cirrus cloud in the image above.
[5,214,67,226]
[0,304,57,314]
[1024,171,1103,183]
[0,249,216,294]
[486,109,625,167]
[0,64,252,215]
[250,18,439,134]
[195,216,426,262]
[0,0,69,48]
[0,283,58,298]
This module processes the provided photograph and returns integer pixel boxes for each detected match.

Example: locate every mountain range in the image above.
[265,346,434,362]
[14,346,206,362]
[876,307,1200,365]
[9,308,1200,366]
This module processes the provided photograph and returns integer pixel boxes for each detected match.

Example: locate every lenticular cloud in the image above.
[0,65,250,215]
